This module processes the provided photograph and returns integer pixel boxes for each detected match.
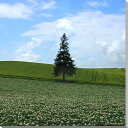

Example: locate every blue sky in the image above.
[0,0,125,68]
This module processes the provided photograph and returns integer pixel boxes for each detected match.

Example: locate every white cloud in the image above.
[88,57,97,67]
[0,3,32,19]
[97,38,125,67]
[41,0,56,10]
[26,0,56,18]
[21,10,125,68]
[16,51,42,62]
[57,18,74,31]
[86,0,108,7]
[126,0,128,2]
[15,37,42,62]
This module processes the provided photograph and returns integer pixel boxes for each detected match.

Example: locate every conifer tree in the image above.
[53,33,76,81]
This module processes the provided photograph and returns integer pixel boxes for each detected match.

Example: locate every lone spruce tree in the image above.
[53,33,76,81]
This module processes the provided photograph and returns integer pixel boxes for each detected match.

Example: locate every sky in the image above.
[0,0,125,68]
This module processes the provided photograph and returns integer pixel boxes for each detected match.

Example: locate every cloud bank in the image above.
[17,10,125,68]
[0,0,57,19]
[16,37,42,62]
[0,3,32,19]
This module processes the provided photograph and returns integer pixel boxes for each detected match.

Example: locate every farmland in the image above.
[0,77,125,126]
[0,61,125,126]
[0,61,125,85]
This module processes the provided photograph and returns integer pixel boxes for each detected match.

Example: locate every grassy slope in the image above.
[0,61,125,85]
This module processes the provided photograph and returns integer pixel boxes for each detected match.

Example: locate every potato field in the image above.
[0,77,125,126]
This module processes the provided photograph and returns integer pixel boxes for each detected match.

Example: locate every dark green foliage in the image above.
[53,33,76,80]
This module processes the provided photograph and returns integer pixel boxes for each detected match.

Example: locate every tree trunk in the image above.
[63,72,65,81]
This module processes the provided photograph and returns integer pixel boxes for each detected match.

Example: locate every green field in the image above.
[0,77,125,126]
[0,61,125,126]
[0,61,125,85]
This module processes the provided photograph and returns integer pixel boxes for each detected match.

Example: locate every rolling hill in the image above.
[0,61,125,85]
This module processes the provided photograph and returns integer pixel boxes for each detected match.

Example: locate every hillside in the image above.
[0,61,125,85]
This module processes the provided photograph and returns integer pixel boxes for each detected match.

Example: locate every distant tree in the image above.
[53,33,76,81]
